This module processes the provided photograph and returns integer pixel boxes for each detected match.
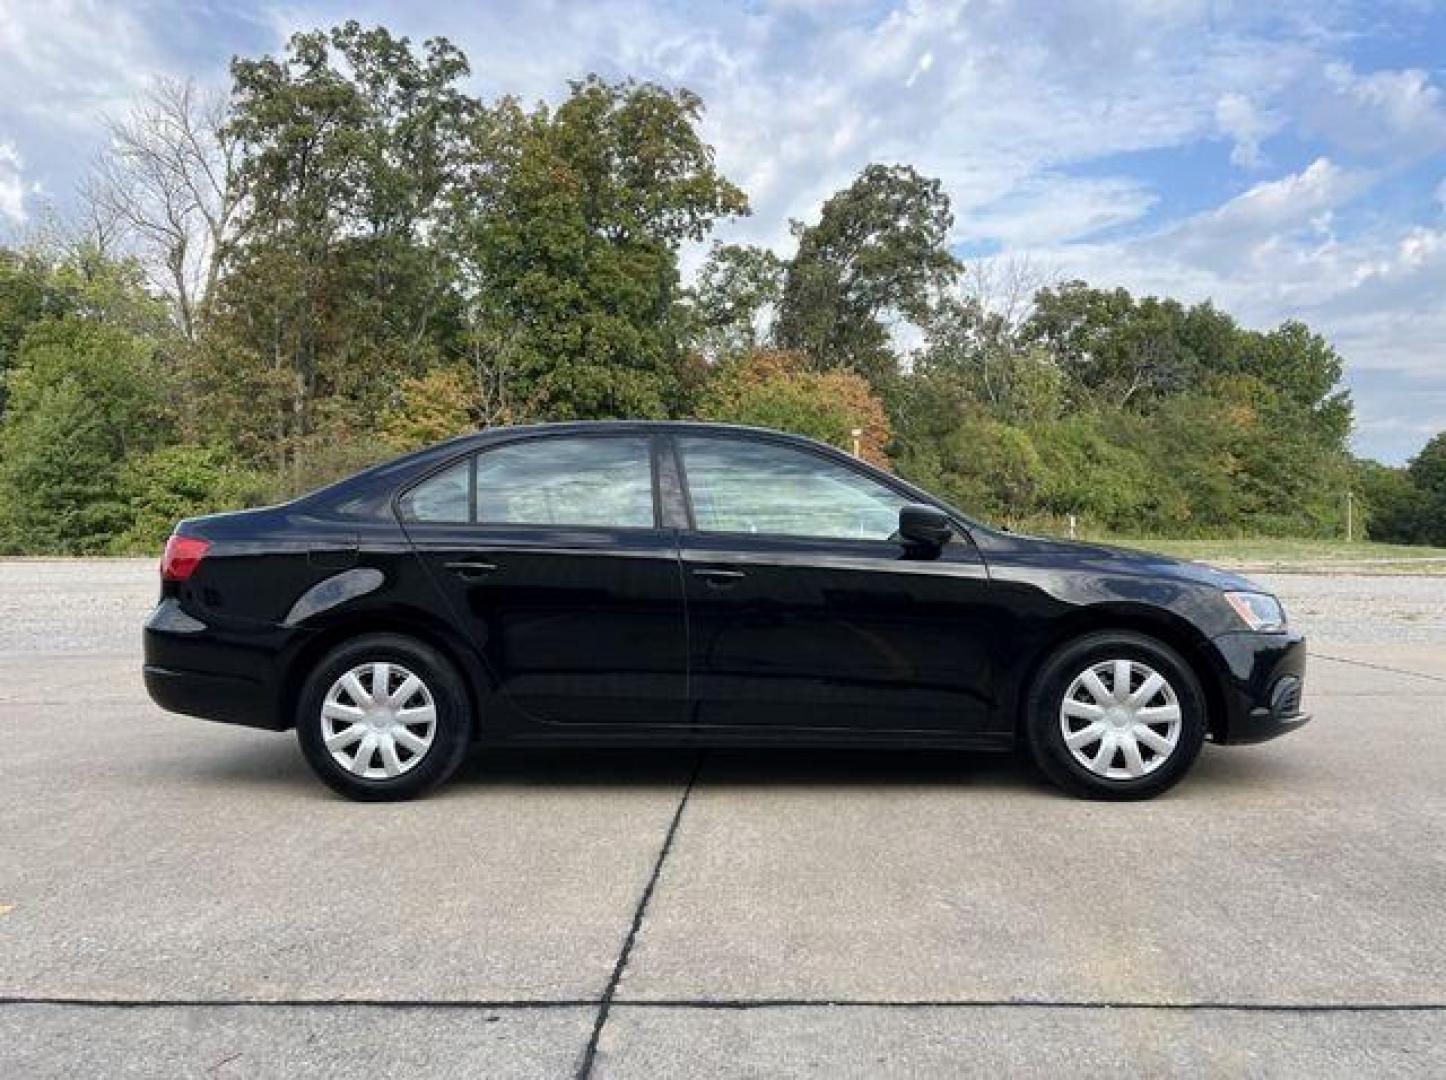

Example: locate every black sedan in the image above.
[143,421,1309,801]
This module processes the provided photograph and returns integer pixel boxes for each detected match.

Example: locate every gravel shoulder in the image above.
[1253,573,1446,646]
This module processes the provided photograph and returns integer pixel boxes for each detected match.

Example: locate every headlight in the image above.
[1224,591,1287,632]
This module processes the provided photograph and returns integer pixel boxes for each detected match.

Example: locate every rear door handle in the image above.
[691,567,746,584]
[445,560,497,580]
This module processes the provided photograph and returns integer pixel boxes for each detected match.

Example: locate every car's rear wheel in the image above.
[296,634,471,801]
[1025,630,1206,800]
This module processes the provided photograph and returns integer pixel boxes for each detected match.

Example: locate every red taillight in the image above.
[161,535,210,582]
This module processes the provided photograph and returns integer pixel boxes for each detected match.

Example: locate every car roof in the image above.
[443,419,864,460]
[464,419,817,440]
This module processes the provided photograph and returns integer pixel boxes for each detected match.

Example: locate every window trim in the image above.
[671,431,925,545]
[394,432,665,532]
[660,436,692,531]
[654,434,691,530]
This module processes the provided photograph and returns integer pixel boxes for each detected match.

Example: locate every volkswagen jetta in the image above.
[143,421,1309,801]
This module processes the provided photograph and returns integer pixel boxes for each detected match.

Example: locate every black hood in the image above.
[973,530,1264,593]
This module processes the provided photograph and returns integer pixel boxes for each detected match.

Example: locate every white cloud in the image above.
[674,0,1319,262]
[0,0,157,129]
[1108,157,1372,282]
[960,174,1158,247]
[0,140,33,224]
[905,50,933,88]
[1215,92,1272,169]
[1304,62,1446,159]
[1195,157,1365,232]
[1328,63,1445,132]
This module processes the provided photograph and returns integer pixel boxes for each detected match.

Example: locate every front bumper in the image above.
[1206,629,1311,744]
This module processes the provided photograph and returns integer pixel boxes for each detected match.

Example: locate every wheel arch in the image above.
[1011,602,1227,740]
[279,607,488,737]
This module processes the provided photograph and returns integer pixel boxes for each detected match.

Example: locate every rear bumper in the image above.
[1207,630,1311,744]
[143,663,281,729]
[142,599,299,731]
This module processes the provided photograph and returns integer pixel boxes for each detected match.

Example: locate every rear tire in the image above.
[296,634,471,801]
[1025,630,1206,801]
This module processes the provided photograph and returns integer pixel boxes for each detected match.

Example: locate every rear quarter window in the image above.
[397,459,471,522]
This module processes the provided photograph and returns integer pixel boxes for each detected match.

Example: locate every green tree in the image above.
[207,21,478,478]
[1023,283,1224,407]
[932,416,1043,522]
[776,164,957,385]
[1354,459,1428,544]
[1408,431,1446,497]
[690,242,785,359]
[1032,415,1150,527]
[915,294,1064,423]
[0,248,61,418]
[1406,432,1446,545]
[461,76,747,420]
[1,244,172,406]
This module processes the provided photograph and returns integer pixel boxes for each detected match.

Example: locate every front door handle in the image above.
[691,567,746,585]
[445,560,497,580]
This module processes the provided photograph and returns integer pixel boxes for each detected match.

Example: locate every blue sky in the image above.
[1,0,1443,463]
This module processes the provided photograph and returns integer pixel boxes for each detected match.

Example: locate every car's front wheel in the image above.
[296,634,471,801]
[1025,630,1206,800]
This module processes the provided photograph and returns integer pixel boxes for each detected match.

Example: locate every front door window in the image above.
[677,436,910,541]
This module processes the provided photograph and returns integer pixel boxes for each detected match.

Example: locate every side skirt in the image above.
[474,728,1015,752]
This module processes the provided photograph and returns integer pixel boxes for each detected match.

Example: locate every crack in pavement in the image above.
[576,750,705,1079]
[4,996,1443,1013]
[606,998,1446,1013]
[1309,651,1446,684]
[0,997,593,1009]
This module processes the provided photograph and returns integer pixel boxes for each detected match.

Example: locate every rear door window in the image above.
[400,436,657,528]
[476,436,655,528]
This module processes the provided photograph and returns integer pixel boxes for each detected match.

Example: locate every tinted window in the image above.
[398,458,471,522]
[679,436,910,541]
[475,436,655,528]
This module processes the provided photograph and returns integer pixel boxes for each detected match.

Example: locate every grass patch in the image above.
[1076,534,1446,574]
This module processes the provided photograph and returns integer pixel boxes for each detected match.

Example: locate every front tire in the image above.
[1025,630,1206,801]
[296,634,471,801]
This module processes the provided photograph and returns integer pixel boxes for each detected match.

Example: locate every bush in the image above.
[111,445,271,553]
[0,317,174,554]
[1032,415,1150,528]
[698,349,892,464]
[380,364,476,451]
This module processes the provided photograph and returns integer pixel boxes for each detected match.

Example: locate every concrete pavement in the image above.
[2,561,1444,1076]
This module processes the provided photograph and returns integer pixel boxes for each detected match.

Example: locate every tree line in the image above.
[1,21,1442,554]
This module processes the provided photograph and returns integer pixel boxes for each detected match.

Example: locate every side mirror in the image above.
[898,504,952,551]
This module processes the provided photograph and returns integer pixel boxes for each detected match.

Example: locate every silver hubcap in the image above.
[321,662,437,779]
[1059,658,1182,780]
